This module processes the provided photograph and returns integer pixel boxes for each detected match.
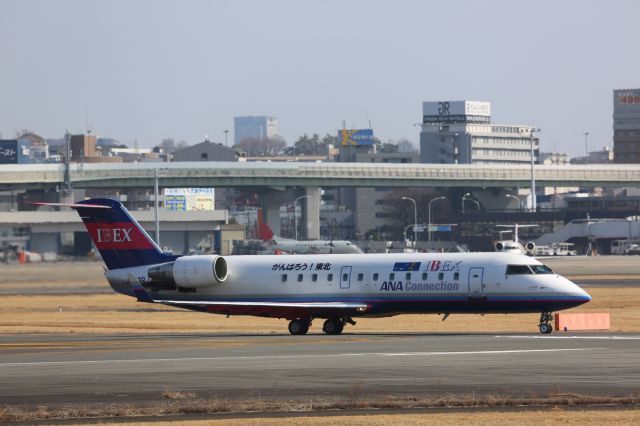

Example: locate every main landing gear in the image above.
[288,318,311,335]
[539,312,554,334]
[288,317,354,335]
[322,318,344,335]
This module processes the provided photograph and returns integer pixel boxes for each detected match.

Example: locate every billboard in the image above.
[0,140,18,164]
[164,188,215,211]
[614,89,640,114]
[422,101,491,124]
[339,129,375,146]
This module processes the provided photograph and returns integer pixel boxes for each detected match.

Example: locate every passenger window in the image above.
[506,265,533,275]
[405,272,411,281]
[453,272,459,281]
[389,273,395,280]
[282,274,288,282]
[312,274,318,282]
[438,272,444,280]
[358,273,363,281]
[422,272,428,280]
[327,273,333,282]
[298,274,303,282]
[373,273,379,281]
[342,273,349,281]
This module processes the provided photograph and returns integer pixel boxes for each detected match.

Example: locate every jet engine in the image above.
[148,255,228,288]
[495,242,504,251]
[525,241,536,252]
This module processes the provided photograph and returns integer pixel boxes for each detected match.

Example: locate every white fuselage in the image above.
[106,252,590,316]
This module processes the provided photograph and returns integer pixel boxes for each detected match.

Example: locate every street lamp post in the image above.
[529,128,541,212]
[428,196,446,242]
[154,168,160,246]
[505,194,523,211]
[584,131,589,157]
[294,195,311,241]
[403,224,414,245]
[402,197,418,247]
[462,193,479,215]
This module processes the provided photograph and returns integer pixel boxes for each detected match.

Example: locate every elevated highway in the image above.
[2,162,640,190]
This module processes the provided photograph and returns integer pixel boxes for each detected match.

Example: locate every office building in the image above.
[234,116,278,145]
[613,89,640,163]
[419,100,539,165]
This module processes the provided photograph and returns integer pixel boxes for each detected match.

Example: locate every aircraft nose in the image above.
[579,287,592,302]
[568,279,591,302]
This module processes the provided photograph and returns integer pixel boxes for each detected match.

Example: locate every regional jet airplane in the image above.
[494,224,538,255]
[257,222,363,254]
[36,199,591,335]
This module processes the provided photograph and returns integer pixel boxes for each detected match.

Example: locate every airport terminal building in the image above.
[420,100,539,165]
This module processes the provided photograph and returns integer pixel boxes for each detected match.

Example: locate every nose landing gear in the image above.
[539,312,554,334]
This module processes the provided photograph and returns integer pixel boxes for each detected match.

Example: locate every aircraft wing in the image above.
[156,300,369,310]
[129,274,370,317]
[156,299,371,319]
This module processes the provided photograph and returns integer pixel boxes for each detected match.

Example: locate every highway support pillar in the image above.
[302,187,321,240]
[260,190,289,238]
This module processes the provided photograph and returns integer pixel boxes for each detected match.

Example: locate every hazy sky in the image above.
[1,0,638,156]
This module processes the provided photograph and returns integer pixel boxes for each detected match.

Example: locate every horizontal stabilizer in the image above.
[27,201,111,209]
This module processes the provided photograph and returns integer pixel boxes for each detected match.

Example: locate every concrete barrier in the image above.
[555,313,610,331]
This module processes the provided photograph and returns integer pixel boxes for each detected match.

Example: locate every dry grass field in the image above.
[95,409,640,426]
[0,286,638,334]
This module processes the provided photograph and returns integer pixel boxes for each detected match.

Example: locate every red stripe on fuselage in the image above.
[84,222,156,250]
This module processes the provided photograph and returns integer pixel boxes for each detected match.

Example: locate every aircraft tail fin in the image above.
[256,208,275,242]
[31,198,177,270]
[257,222,275,242]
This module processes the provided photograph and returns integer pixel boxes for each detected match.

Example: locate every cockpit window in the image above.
[505,264,533,275]
[530,264,554,274]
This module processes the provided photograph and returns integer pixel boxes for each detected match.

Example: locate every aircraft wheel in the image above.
[539,323,552,334]
[322,318,344,335]
[289,319,309,335]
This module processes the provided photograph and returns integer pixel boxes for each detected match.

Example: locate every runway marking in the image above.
[0,348,602,368]
[0,337,366,351]
[495,335,640,340]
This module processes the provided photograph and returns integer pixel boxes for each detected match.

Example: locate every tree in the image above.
[397,138,416,153]
[293,133,321,155]
[160,138,176,154]
[379,142,399,153]
[237,136,286,156]
[291,133,337,156]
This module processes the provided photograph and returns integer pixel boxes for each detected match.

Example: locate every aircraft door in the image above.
[340,266,352,289]
[468,267,484,298]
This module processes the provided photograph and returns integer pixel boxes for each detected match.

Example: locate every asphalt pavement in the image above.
[0,332,638,406]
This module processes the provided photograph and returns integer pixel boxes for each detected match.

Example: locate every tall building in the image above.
[70,134,97,160]
[419,100,539,165]
[234,116,278,145]
[613,89,640,163]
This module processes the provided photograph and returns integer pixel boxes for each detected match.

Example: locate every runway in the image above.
[1,332,639,406]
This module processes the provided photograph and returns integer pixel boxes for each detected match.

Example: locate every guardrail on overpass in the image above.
[2,162,640,190]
